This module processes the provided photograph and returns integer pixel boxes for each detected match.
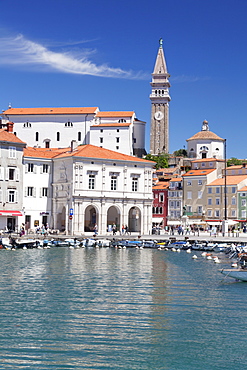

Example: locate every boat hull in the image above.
[221,269,247,281]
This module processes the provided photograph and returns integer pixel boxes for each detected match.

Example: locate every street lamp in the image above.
[222,139,228,236]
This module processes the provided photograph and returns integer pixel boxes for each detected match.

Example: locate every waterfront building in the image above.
[152,181,169,228]
[150,39,171,155]
[167,177,183,226]
[206,175,247,226]
[237,186,247,225]
[21,147,67,232]
[51,144,154,235]
[0,123,26,232]
[1,107,146,157]
[182,159,221,225]
[187,120,224,159]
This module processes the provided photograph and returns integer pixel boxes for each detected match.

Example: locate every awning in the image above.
[205,219,238,226]
[188,220,207,225]
[0,210,23,216]
[152,217,164,223]
[167,220,181,225]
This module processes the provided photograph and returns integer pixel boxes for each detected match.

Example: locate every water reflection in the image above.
[0,248,247,369]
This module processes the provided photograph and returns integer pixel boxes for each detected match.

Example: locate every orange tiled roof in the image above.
[208,175,247,186]
[153,182,169,190]
[95,111,134,118]
[187,130,224,141]
[3,107,98,115]
[183,169,215,177]
[54,144,154,163]
[238,186,247,192]
[24,147,69,159]
[192,158,224,162]
[227,165,246,169]
[0,129,26,144]
[170,177,182,182]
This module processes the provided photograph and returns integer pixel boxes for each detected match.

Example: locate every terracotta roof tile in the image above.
[170,177,182,182]
[208,175,247,186]
[95,111,134,118]
[3,107,98,115]
[24,147,68,159]
[0,129,26,144]
[192,158,224,162]
[227,165,245,169]
[238,186,247,192]
[187,130,224,141]
[54,144,154,163]
[183,169,215,177]
[153,182,169,190]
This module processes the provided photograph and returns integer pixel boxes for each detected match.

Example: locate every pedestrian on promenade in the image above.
[125,225,130,235]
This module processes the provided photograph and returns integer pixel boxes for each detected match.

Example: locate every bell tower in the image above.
[150,39,171,155]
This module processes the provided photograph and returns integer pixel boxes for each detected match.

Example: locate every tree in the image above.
[144,153,169,169]
[173,149,187,157]
[227,157,243,167]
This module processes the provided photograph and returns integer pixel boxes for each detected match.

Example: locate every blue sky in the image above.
[0,0,246,158]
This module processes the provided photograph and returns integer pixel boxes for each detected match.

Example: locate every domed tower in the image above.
[187,120,224,159]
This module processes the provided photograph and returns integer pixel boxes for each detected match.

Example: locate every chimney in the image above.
[6,121,14,133]
[71,140,78,152]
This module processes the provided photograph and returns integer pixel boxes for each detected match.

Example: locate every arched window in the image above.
[35,132,39,141]
[118,119,126,123]
[65,121,73,127]
[159,207,163,214]
[57,132,60,141]
[152,207,155,214]
[78,132,82,141]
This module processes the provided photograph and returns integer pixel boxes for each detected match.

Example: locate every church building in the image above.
[187,120,225,159]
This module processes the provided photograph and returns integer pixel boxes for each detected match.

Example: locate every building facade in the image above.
[52,144,154,235]
[1,107,146,158]
[167,177,183,226]
[187,120,225,159]
[152,181,169,228]
[0,124,26,232]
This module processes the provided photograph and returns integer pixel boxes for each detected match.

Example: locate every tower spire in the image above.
[150,40,171,155]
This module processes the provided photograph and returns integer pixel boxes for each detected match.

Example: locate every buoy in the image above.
[186,248,191,253]
[231,262,238,268]
[192,255,198,259]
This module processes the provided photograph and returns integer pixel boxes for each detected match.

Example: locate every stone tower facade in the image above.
[150,39,171,155]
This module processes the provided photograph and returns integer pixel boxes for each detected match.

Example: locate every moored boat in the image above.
[221,268,247,282]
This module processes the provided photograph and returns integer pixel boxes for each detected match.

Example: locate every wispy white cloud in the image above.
[0,34,146,79]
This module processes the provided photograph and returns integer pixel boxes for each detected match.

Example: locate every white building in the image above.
[187,120,225,159]
[52,144,154,235]
[0,123,26,232]
[1,107,146,157]
[20,147,66,231]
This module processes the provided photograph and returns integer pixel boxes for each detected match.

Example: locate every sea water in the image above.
[0,247,246,370]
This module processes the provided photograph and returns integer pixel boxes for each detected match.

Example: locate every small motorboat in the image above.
[221,268,247,282]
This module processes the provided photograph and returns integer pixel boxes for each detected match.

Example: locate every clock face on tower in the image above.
[154,110,164,121]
